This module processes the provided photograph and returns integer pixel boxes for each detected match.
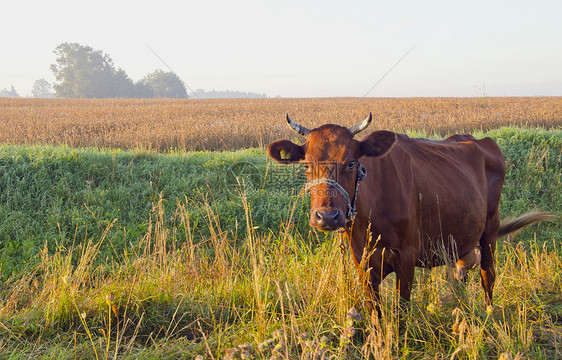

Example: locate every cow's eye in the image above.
[302,163,311,172]
[346,160,356,170]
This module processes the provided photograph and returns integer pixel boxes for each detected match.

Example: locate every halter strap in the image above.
[305,178,351,206]
[304,161,367,222]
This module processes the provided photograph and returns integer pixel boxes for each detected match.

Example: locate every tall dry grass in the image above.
[0,97,561,151]
[1,191,560,359]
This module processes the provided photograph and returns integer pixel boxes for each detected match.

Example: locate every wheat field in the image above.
[1,97,561,151]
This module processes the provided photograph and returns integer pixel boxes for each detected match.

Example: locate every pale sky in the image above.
[2,0,561,97]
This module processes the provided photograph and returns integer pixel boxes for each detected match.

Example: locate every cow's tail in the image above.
[498,211,557,237]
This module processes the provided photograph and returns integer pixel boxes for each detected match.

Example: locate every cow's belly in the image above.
[415,181,487,268]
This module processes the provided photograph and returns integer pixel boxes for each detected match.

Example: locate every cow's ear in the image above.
[358,131,397,157]
[268,139,305,164]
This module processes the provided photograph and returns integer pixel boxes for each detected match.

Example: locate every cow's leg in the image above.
[367,271,382,321]
[480,211,499,306]
[360,247,394,321]
[395,253,415,310]
[455,246,482,282]
[392,251,415,335]
[480,240,496,306]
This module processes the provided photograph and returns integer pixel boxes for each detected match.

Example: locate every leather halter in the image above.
[304,161,367,222]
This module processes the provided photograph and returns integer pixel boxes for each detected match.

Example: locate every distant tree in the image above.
[133,81,154,98]
[31,79,55,98]
[51,43,112,98]
[50,43,136,98]
[0,85,20,98]
[113,69,136,98]
[140,69,187,98]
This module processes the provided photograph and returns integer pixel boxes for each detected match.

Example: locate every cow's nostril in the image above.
[334,209,341,220]
[315,210,323,221]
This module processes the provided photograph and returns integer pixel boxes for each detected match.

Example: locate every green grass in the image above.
[0,127,560,359]
[0,145,312,277]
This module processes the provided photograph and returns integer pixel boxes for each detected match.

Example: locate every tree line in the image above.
[50,43,187,98]
[3,43,271,99]
[2,43,188,99]
[193,89,268,99]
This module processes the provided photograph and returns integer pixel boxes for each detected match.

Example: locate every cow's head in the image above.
[268,113,397,231]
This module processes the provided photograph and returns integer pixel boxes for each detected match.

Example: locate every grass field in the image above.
[0,98,561,359]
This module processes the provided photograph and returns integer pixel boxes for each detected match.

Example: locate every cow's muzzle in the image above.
[312,208,344,231]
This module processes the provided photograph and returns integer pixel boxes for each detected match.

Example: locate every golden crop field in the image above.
[1,97,561,151]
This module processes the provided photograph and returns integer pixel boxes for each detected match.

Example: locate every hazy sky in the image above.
[2,0,561,97]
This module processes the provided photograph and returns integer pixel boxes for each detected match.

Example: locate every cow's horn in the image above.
[286,114,311,136]
[348,113,373,136]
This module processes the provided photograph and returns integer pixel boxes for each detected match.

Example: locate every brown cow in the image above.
[268,113,554,314]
